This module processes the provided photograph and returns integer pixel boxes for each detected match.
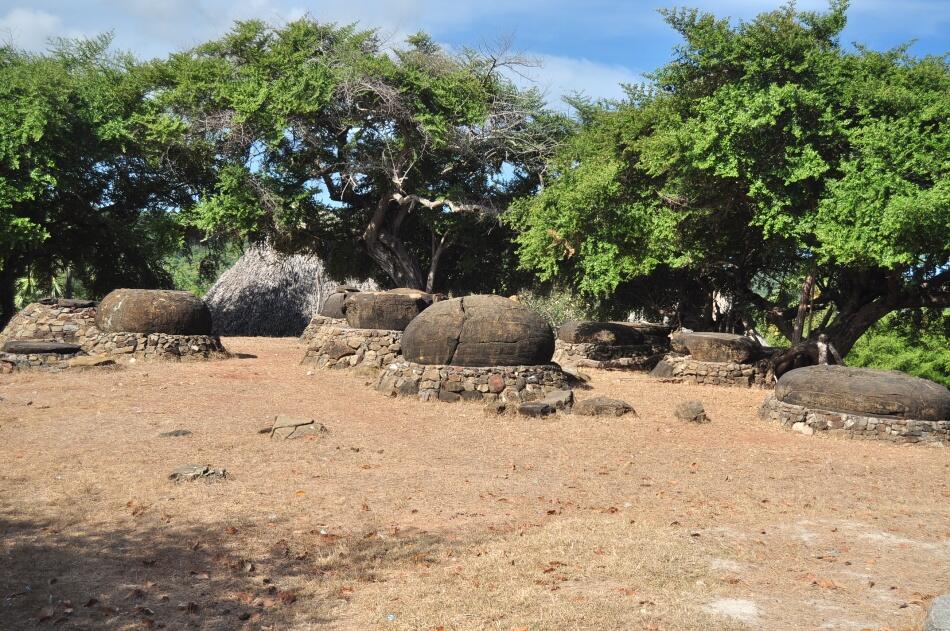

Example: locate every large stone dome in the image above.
[401,295,554,366]
[343,290,433,330]
[557,320,644,345]
[96,289,212,335]
[776,365,950,421]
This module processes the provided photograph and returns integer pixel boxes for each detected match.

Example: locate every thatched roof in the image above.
[204,243,376,337]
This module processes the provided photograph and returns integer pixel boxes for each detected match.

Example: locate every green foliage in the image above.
[848,310,950,387]
[155,18,567,291]
[517,286,598,328]
[0,36,202,323]
[507,1,949,349]
[163,242,243,297]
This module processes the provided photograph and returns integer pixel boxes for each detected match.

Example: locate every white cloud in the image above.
[0,7,81,50]
[516,53,643,109]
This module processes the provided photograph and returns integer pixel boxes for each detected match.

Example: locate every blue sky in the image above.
[2,1,948,105]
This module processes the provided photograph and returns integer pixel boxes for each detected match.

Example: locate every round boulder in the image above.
[401,294,555,366]
[96,289,212,335]
[685,332,761,363]
[776,365,950,421]
[557,321,644,345]
[343,291,432,330]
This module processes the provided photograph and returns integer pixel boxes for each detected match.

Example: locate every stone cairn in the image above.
[376,294,567,403]
[300,288,433,370]
[87,289,228,361]
[553,320,671,370]
[650,331,772,387]
[759,365,950,444]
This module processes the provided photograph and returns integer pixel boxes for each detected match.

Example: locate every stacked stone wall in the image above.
[0,302,98,346]
[300,315,347,342]
[654,354,771,387]
[759,396,949,444]
[0,351,81,373]
[376,361,566,403]
[301,319,401,369]
[84,332,228,361]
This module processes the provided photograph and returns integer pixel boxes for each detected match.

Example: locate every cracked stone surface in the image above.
[684,331,761,363]
[557,320,644,345]
[343,291,432,330]
[401,295,554,366]
[776,365,950,421]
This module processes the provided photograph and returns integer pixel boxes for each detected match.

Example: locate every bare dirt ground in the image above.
[0,337,947,630]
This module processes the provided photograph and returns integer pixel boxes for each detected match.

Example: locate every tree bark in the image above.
[362,196,425,289]
[791,271,816,344]
[0,257,21,329]
[426,231,450,293]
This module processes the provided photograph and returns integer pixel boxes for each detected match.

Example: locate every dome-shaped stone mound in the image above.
[558,320,644,345]
[776,365,950,421]
[685,332,761,362]
[96,289,212,335]
[320,286,360,319]
[401,294,554,366]
[343,291,433,330]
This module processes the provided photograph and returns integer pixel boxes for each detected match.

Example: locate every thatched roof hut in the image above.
[204,243,375,337]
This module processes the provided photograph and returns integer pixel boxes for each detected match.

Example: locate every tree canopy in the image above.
[154,20,569,293]
[507,1,949,354]
[0,36,201,325]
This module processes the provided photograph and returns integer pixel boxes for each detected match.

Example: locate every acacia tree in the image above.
[0,37,199,327]
[157,20,567,292]
[508,1,949,355]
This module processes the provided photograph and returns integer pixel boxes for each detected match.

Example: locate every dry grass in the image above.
[0,336,947,630]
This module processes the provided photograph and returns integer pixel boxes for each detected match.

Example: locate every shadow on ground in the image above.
[0,509,446,630]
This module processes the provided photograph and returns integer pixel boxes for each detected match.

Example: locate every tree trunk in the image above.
[363,196,425,289]
[426,231,450,293]
[0,258,20,329]
[791,271,816,344]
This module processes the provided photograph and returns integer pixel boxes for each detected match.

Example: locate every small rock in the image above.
[572,396,634,417]
[925,594,950,631]
[169,465,228,483]
[675,400,709,423]
[517,401,555,417]
[270,415,328,440]
[791,421,814,435]
[540,389,574,411]
[484,400,508,415]
[160,429,192,438]
[67,355,116,368]
[649,359,675,378]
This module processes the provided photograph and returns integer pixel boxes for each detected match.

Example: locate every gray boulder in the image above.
[557,321,644,345]
[776,365,950,421]
[343,291,432,330]
[401,295,555,366]
[675,400,709,423]
[96,289,212,334]
[2,340,82,355]
[685,332,761,363]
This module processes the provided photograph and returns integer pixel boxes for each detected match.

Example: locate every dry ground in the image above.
[0,337,947,631]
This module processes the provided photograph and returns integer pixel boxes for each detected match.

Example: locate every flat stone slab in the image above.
[169,464,228,482]
[517,401,555,417]
[67,355,116,368]
[1,340,82,355]
[160,429,193,438]
[572,396,634,417]
[925,595,950,631]
[270,415,328,440]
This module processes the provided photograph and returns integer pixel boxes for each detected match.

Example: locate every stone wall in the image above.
[759,396,949,444]
[0,350,81,373]
[300,318,402,369]
[300,315,346,342]
[0,301,98,346]
[376,361,567,403]
[553,341,666,370]
[84,332,229,361]
[652,354,771,388]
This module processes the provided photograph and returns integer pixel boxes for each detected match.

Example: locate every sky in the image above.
[1,0,948,106]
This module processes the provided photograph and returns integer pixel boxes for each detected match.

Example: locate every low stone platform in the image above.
[759,396,949,444]
[554,340,666,370]
[0,300,98,347]
[651,354,771,387]
[1,350,82,372]
[300,317,401,369]
[376,361,567,403]
[84,332,229,361]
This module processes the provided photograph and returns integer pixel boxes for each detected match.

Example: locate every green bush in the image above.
[847,311,950,387]
[517,286,598,328]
